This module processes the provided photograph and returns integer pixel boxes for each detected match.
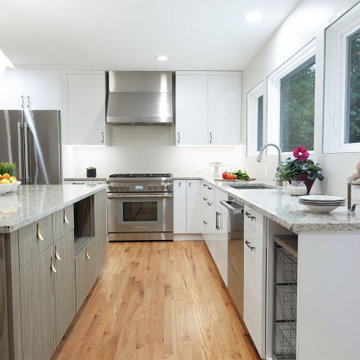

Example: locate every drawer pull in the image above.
[64,209,69,224]
[203,220,208,225]
[55,245,62,261]
[50,257,57,273]
[86,248,91,260]
[207,202,212,206]
[245,211,256,221]
[37,223,44,241]
[203,197,208,201]
[245,240,255,251]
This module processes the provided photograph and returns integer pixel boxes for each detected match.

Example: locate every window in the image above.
[324,3,360,153]
[257,95,264,151]
[345,29,360,144]
[267,40,316,154]
[280,56,316,152]
[247,82,264,156]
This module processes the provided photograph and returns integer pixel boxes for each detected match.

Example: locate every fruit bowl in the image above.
[0,181,21,195]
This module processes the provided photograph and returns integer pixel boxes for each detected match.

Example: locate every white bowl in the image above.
[0,181,21,195]
[0,184,12,195]
[8,180,21,192]
[305,204,339,213]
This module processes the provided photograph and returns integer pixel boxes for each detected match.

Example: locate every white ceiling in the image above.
[0,0,301,71]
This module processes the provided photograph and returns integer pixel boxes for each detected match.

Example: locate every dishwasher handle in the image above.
[220,200,243,214]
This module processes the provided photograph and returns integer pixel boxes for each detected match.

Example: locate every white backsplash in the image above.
[62,126,246,179]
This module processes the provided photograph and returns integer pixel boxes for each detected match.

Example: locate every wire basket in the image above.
[275,246,297,284]
[275,284,297,321]
[273,321,296,360]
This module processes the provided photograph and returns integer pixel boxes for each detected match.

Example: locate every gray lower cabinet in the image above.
[75,238,96,311]
[54,232,76,344]
[0,236,9,360]
[20,246,56,360]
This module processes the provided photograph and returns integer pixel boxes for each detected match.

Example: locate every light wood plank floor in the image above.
[52,241,261,360]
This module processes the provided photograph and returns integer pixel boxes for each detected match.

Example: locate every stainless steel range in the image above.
[107,173,173,241]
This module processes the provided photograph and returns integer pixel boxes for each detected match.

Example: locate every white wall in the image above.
[242,0,360,199]
[62,125,245,178]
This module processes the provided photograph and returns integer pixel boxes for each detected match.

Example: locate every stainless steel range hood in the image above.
[106,71,173,125]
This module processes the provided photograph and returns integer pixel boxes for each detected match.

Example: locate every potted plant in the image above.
[86,167,97,178]
[276,145,324,194]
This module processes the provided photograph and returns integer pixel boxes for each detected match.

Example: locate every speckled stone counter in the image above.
[0,184,107,233]
[201,177,360,233]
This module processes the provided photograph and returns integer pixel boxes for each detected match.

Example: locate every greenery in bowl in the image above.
[276,145,324,182]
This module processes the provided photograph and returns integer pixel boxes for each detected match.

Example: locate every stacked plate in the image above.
[299,195,345,213]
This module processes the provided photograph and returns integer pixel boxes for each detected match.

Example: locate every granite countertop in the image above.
[0,184,108,233]
[202,178,360,233]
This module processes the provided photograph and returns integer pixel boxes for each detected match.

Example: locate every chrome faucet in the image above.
[257,143,283,186]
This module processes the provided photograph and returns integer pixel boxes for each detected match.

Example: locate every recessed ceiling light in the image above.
[156,55,168,62]
[245,12,263,23]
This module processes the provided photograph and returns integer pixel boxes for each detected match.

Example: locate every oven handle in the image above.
[107,193,173,199]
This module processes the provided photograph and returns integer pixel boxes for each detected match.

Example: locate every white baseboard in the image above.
[173,233,203,241]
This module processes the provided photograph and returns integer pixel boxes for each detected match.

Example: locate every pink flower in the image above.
[293,145,310,161]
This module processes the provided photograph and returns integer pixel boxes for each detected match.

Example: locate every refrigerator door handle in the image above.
[17,122,24,182]
[24,122,30,183]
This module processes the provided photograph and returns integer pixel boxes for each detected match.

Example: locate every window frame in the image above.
[246,81,265,156]
[267,39,316,155]
[324,3,360,153]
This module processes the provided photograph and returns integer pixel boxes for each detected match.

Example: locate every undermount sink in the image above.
[229,183,273,190]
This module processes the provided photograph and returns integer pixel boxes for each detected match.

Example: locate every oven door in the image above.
[107,193,173,233]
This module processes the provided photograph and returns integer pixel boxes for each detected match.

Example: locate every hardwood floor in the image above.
[52,241,260,360]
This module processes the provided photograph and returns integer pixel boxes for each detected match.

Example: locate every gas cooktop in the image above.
[109,173,172,178]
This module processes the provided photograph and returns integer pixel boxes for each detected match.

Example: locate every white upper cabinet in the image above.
[175,71,241,146]
[0,68,25,110]
[175,74,208,145]
[0,67,60,110]
[66,72,106,145]
[25,69,60,110]
[208,75,241,145]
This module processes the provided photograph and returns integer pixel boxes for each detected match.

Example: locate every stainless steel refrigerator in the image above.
[0,109,62,184]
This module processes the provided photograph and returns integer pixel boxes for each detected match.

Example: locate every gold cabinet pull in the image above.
[64,209,69,224]
[86,248,91,261]
[37,223,44,241]
[55,245,62,261]
[50,257,57,273]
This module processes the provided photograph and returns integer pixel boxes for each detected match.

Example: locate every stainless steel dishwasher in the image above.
[220,197,244,317]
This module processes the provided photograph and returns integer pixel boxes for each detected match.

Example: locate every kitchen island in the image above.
[0,184,107,360]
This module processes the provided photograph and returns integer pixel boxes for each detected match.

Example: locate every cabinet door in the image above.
[54,232,76,344]
[20,246,56,360]
[75,239,96,311]
[175,74,208,145]
[67,72,106,145]
[173,180,187,233]
[0,68,25,110]
[208,75,241,145]
[25,68,60,110]
[186,180,201,233]
[243,206,266,356]
[94,190,107,274]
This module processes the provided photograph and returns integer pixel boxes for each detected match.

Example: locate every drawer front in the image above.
[244,206,264,248]
[201,181,215,202]
[19,215,53,267]
[53,205,74,240]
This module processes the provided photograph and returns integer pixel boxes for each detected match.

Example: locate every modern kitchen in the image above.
[0,0,360,359]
